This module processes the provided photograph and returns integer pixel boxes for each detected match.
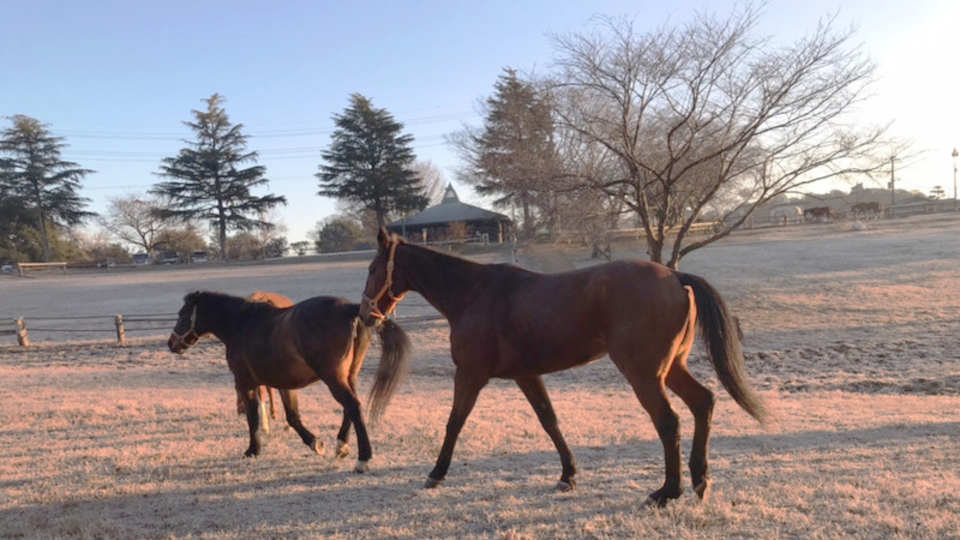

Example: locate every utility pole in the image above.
[889,155,896,217]
[952,148,958,212]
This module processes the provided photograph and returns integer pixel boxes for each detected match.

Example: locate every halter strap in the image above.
[171,304,199,343]
[362,239,407,321]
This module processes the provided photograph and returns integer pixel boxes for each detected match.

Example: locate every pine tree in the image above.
[151,94,286,260]
[452,69,557,238]
[0,115,94,261]
[317,94,428,228]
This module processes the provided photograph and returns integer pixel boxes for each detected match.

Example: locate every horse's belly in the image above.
[253,362,320,389]
[493,338,607,378]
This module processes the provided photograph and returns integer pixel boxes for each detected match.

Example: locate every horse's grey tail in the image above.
[675,272,769,425]
[367,319,412,423]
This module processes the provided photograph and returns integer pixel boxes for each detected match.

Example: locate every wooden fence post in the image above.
[114,314,126,345]
[15,317,30,346]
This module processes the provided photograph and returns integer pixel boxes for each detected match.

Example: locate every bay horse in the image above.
[360,229,768,506]
[168,291,411,472]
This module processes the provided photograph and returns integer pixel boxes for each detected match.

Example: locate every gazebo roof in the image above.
[388,185,510,228]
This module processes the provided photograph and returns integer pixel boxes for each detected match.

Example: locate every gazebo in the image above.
[387,185,512,243]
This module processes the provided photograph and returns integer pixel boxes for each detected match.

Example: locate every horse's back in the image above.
[247,290,295,309]
[467,259,689,377]
[290,295,359,320]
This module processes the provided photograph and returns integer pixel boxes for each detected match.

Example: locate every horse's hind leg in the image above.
[335,331,369,459]
[333,370,359,458]
[241,386,264,458]
[515,376,577,491]
[258,386,271,434]
[666,362,715,500]
[326,379,371,472]
[634,379,683,506]
[279,389,322,454]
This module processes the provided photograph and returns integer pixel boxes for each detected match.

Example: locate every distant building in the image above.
[387,185,513,243]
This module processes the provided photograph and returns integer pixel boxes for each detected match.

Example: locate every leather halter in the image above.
[171,304,199,346]
[362,239,406,321]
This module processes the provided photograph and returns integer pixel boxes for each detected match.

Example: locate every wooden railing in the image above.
[16,262,67,277]
[4,312,446,347]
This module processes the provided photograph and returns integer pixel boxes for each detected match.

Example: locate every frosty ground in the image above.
[0,215,958,538]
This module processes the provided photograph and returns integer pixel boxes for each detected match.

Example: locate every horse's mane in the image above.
[188,291,279,318]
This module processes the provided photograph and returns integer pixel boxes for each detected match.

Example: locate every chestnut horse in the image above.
[360,229,767,506]
[168,291,410,472]
[238,291,295,428]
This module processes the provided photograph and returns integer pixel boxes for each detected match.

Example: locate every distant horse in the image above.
[360,228,767,506]
[168,291,411,472]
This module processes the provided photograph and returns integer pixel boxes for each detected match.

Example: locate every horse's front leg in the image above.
[241,386,264,458]
[425,368,487,488]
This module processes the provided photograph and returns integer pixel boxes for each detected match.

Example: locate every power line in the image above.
[64,141,451,163]
[53,111,475,141]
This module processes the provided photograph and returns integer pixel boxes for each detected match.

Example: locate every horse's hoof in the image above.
[243,449,259,458]
[424,477,443,489]
[353,460,369,473]
[694,478,711,501]
[555,479,575,492]
[644,486,683,508]
[310,439,324,455]
[336,440,350,459]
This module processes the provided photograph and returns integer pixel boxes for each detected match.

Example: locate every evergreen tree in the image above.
[317,94,428,227]
[0,115,94,261]
[151,94,286,260]
[452,68,557,238]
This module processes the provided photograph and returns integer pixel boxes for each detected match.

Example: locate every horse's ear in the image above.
[377,227,389,247]
[184,291,201,304]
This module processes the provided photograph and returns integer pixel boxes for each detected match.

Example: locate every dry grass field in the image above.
[1,215,958,539]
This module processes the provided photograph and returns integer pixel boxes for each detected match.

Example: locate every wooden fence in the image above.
[4,312,445,347]
[16,262,68,277]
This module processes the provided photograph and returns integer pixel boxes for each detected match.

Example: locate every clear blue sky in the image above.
[3,0,957,244]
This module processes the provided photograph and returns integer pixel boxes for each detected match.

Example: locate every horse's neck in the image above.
[402,244,483,322]
[202,294,253,342]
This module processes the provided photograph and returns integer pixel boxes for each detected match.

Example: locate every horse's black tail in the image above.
[675,272,769,425]
[367,319,412,423]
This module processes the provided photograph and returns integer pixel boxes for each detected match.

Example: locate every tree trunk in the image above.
[218,218,227,262]
[37,209,51,262]
[645,235,663,266]
[521,193,533,240]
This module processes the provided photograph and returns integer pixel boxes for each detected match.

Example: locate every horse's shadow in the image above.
[4,420,956,537]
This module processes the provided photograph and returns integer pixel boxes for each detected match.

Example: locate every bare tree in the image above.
[253,209,288,258]
[549,7,900,268]
[411,160,448,206]
[100,195,168,256]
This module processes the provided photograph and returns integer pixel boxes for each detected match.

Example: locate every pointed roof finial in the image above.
[442,183,459,203]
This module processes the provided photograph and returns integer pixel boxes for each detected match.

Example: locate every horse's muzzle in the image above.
[168,334,187,354]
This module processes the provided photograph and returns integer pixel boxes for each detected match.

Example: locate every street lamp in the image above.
[953,148,958,211]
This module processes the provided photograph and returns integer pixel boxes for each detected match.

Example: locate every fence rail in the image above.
[16,262,68,277]
[4,311,444,347]
[4,312,178,346]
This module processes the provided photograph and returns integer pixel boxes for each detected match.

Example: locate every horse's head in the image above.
[359,227,408,326]
[168,291,207,354]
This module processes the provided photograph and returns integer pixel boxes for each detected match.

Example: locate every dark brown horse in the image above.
[360,229,768,506]
[168,291,411,472]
